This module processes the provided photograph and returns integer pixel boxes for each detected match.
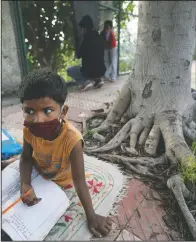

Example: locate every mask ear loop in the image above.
[59,106,65,124]
[58,76,67,125]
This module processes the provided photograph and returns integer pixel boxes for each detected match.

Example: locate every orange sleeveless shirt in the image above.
[23,121,83,187]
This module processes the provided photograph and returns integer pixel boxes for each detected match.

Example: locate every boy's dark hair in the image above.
[79,15,94,30]
[18,68,67,105]
[104,20,113,29]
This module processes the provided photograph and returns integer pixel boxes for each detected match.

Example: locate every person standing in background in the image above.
[101,20,118,82]
[67,15,105,91]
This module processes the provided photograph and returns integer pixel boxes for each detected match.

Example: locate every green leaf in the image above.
[126,2,134,12]
[56,223,67,227]
[191,142,196,155]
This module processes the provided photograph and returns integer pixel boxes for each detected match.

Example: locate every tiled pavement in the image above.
[66,76,125,111]
[110,179,173,241]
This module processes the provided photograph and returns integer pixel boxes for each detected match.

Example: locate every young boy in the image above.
[18,69,112,238]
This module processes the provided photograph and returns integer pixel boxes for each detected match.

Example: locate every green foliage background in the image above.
[21,0,80,80]
[181,142,196,183]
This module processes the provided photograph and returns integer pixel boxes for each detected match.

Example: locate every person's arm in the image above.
[20,139,41,206]
[70,140,95,218]
[77,32,89,59]
[70,140,112,238]
[75,38,84,59]
[20,139,33,186]
[76,33,85,59]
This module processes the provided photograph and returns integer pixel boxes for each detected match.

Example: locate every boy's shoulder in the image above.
[61,121,84,154]
[64,121,83,139]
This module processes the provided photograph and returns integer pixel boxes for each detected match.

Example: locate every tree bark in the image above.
[89,1,196,162]
[117,1,194,120]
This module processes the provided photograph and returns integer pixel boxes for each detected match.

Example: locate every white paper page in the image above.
[2,160,38,207]
[31,202,68,241]
[2,131,9,141]
[2,161,69,241]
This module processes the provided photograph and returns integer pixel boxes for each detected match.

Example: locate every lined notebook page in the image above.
[2,160,69,241]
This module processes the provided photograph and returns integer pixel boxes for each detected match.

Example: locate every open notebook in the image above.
[2,160,69,241]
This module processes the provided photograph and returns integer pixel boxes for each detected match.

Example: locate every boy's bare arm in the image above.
[70,141,112,237]
[20,139,33,186]
[70,140,95,218]
[20,139,41,206]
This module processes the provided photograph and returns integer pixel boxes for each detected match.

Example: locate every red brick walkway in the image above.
[112,179,171,241]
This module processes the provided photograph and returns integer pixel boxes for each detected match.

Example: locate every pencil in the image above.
[2,188,33,215]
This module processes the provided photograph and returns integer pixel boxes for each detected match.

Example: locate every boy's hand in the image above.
[87,213,112,238]
[70,141,112,238]
[20,183,41,206]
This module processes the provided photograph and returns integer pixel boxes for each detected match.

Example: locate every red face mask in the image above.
[24,119,62,139]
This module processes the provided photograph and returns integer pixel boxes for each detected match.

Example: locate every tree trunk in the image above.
[86,1,196,239]
[88,1,196,163]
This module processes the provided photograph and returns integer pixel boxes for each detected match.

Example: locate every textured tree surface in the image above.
[85,1,196,240]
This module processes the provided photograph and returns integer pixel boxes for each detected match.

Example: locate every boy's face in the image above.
[23,97,67,123]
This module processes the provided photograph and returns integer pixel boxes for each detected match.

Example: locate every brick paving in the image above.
[111,179,173,241]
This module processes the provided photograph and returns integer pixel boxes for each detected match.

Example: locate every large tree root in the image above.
[85,110,196,239]
[183,123,196,142]
[98,154,168,167]
[167,175,196,240]
[188,121,196,130]
[85,119,134,152]
[89,79,132,134]
[97,154,166,181]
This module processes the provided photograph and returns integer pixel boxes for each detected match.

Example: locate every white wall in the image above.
[99,1,114,31]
